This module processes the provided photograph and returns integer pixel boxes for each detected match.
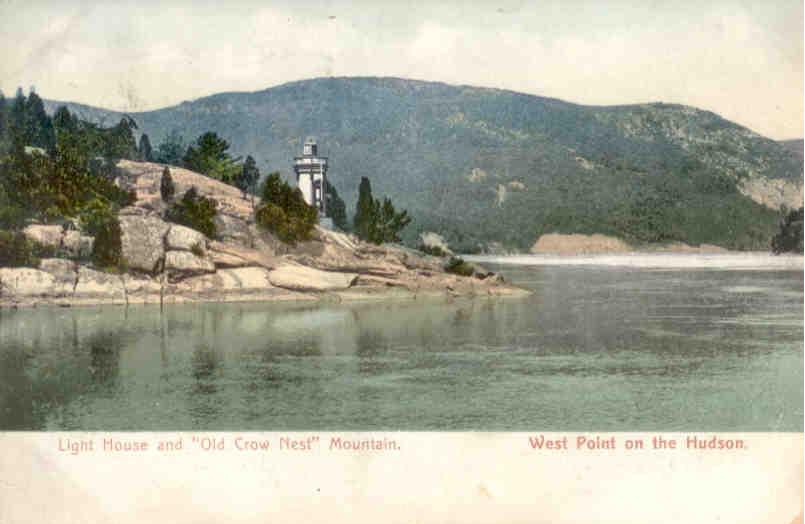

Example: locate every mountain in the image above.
[44,77,804,252]
[779,139,804,161]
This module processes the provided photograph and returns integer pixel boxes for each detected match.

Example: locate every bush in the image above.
[78,198,114,236]
[0,230,42,268]
[444,256,475,277]
[91,215,123,269]
[254,173,317,244]
[165,186,218,238]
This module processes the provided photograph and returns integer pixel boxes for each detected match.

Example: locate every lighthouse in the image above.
[293,137,328,217]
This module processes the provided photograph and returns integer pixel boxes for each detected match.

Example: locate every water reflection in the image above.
[0,265,801,431]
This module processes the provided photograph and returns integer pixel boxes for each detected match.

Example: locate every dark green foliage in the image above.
[0,230,42,268]
[444,256,474,277]
[353,177,374,240]
[91,213,123,269]
[236,155,260,199]
[165,186,218,238]
[352,177,410,244]
[78,198,114,236]
[183,132,240,184]
[153,129,185,165]
[771,207,804,254]
[325,180,348,230]
[138,133,153,161]
[101,116,139,160]
[369,196,411,243]
[160,166,175,202]
[255,173,317,244]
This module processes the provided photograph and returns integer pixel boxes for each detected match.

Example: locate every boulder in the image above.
[121,274,163,304]
[0,268,59,298]
[39,258,77,288]
[268,264,358,292]
[73,267,126,301]
[166,224,207,253]
[172,267,275,297]
[215,213,253,244]
[119,214,170,273]
[164,250,216,277]
[208,241,279,269]
[22,224,63,251]
[61,230,94,259]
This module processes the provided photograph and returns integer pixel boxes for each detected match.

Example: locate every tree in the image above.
[236,155,260,202]
[369,196,411,244]
[25,91,55,151]
[325,180,348,230]
[353,176,375,240]
[160,166,175,202]
[254,172,317,244]
[103,116,138,159]
[154,129,185,166]
[352,176,410,244]
[182,131,241,184]
[138,133,153,161]
[771,207,804,254]
[165,186,218,238]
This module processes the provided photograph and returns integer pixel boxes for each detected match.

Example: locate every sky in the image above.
[0,0,802,139]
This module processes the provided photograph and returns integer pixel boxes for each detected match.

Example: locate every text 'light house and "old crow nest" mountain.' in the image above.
[293,137,334,229]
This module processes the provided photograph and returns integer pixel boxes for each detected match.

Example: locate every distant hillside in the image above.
[44,77,804,252]
[779,139,804,161]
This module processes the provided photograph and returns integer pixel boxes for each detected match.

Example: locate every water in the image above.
[1,258,802,431]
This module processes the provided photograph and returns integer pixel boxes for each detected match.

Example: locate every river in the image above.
[1,254,802,431]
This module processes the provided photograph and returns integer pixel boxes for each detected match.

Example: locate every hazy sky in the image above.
[1,0,802,139]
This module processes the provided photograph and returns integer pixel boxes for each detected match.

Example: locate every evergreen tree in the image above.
[771,207,804,254]
[154,129,185,165]
[103,116,138,159]
[52,106,77,133]
[353,176,375,240]
[160,166,175,201]
[325,180,348,230]
[138,133,153,161]
[369,196,411,243]
[0,91,8,152]
[10,88,27,146]
[24,91,54,150]
[236,155,260,200]
[183,131,240,184]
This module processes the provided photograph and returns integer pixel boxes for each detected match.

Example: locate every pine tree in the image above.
[139,133,153,161]
[154,129,185,166]
[325,180,348,231]
[160,166,175,201]
[237,155,260,200]
[182,131,240,184]
[353,176,375,240]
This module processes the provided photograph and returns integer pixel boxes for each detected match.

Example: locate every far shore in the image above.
[465,251,804,270]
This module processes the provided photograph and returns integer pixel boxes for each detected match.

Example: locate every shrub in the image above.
[254,173,317,244]
[444,256,475,277]
[160,166,175,202]
[78,198,114,236]
[0,230,42,268]
[91,215,123,269]
[165,186,218,238]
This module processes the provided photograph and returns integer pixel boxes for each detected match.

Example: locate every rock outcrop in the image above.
[119,210,171,273]
[0,160,527,307]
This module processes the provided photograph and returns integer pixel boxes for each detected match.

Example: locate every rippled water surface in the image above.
[1,262,802,430]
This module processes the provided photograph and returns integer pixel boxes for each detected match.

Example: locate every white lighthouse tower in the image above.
[293,137,328,217]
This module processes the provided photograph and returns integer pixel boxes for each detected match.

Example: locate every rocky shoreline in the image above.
[0,161,528,308]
